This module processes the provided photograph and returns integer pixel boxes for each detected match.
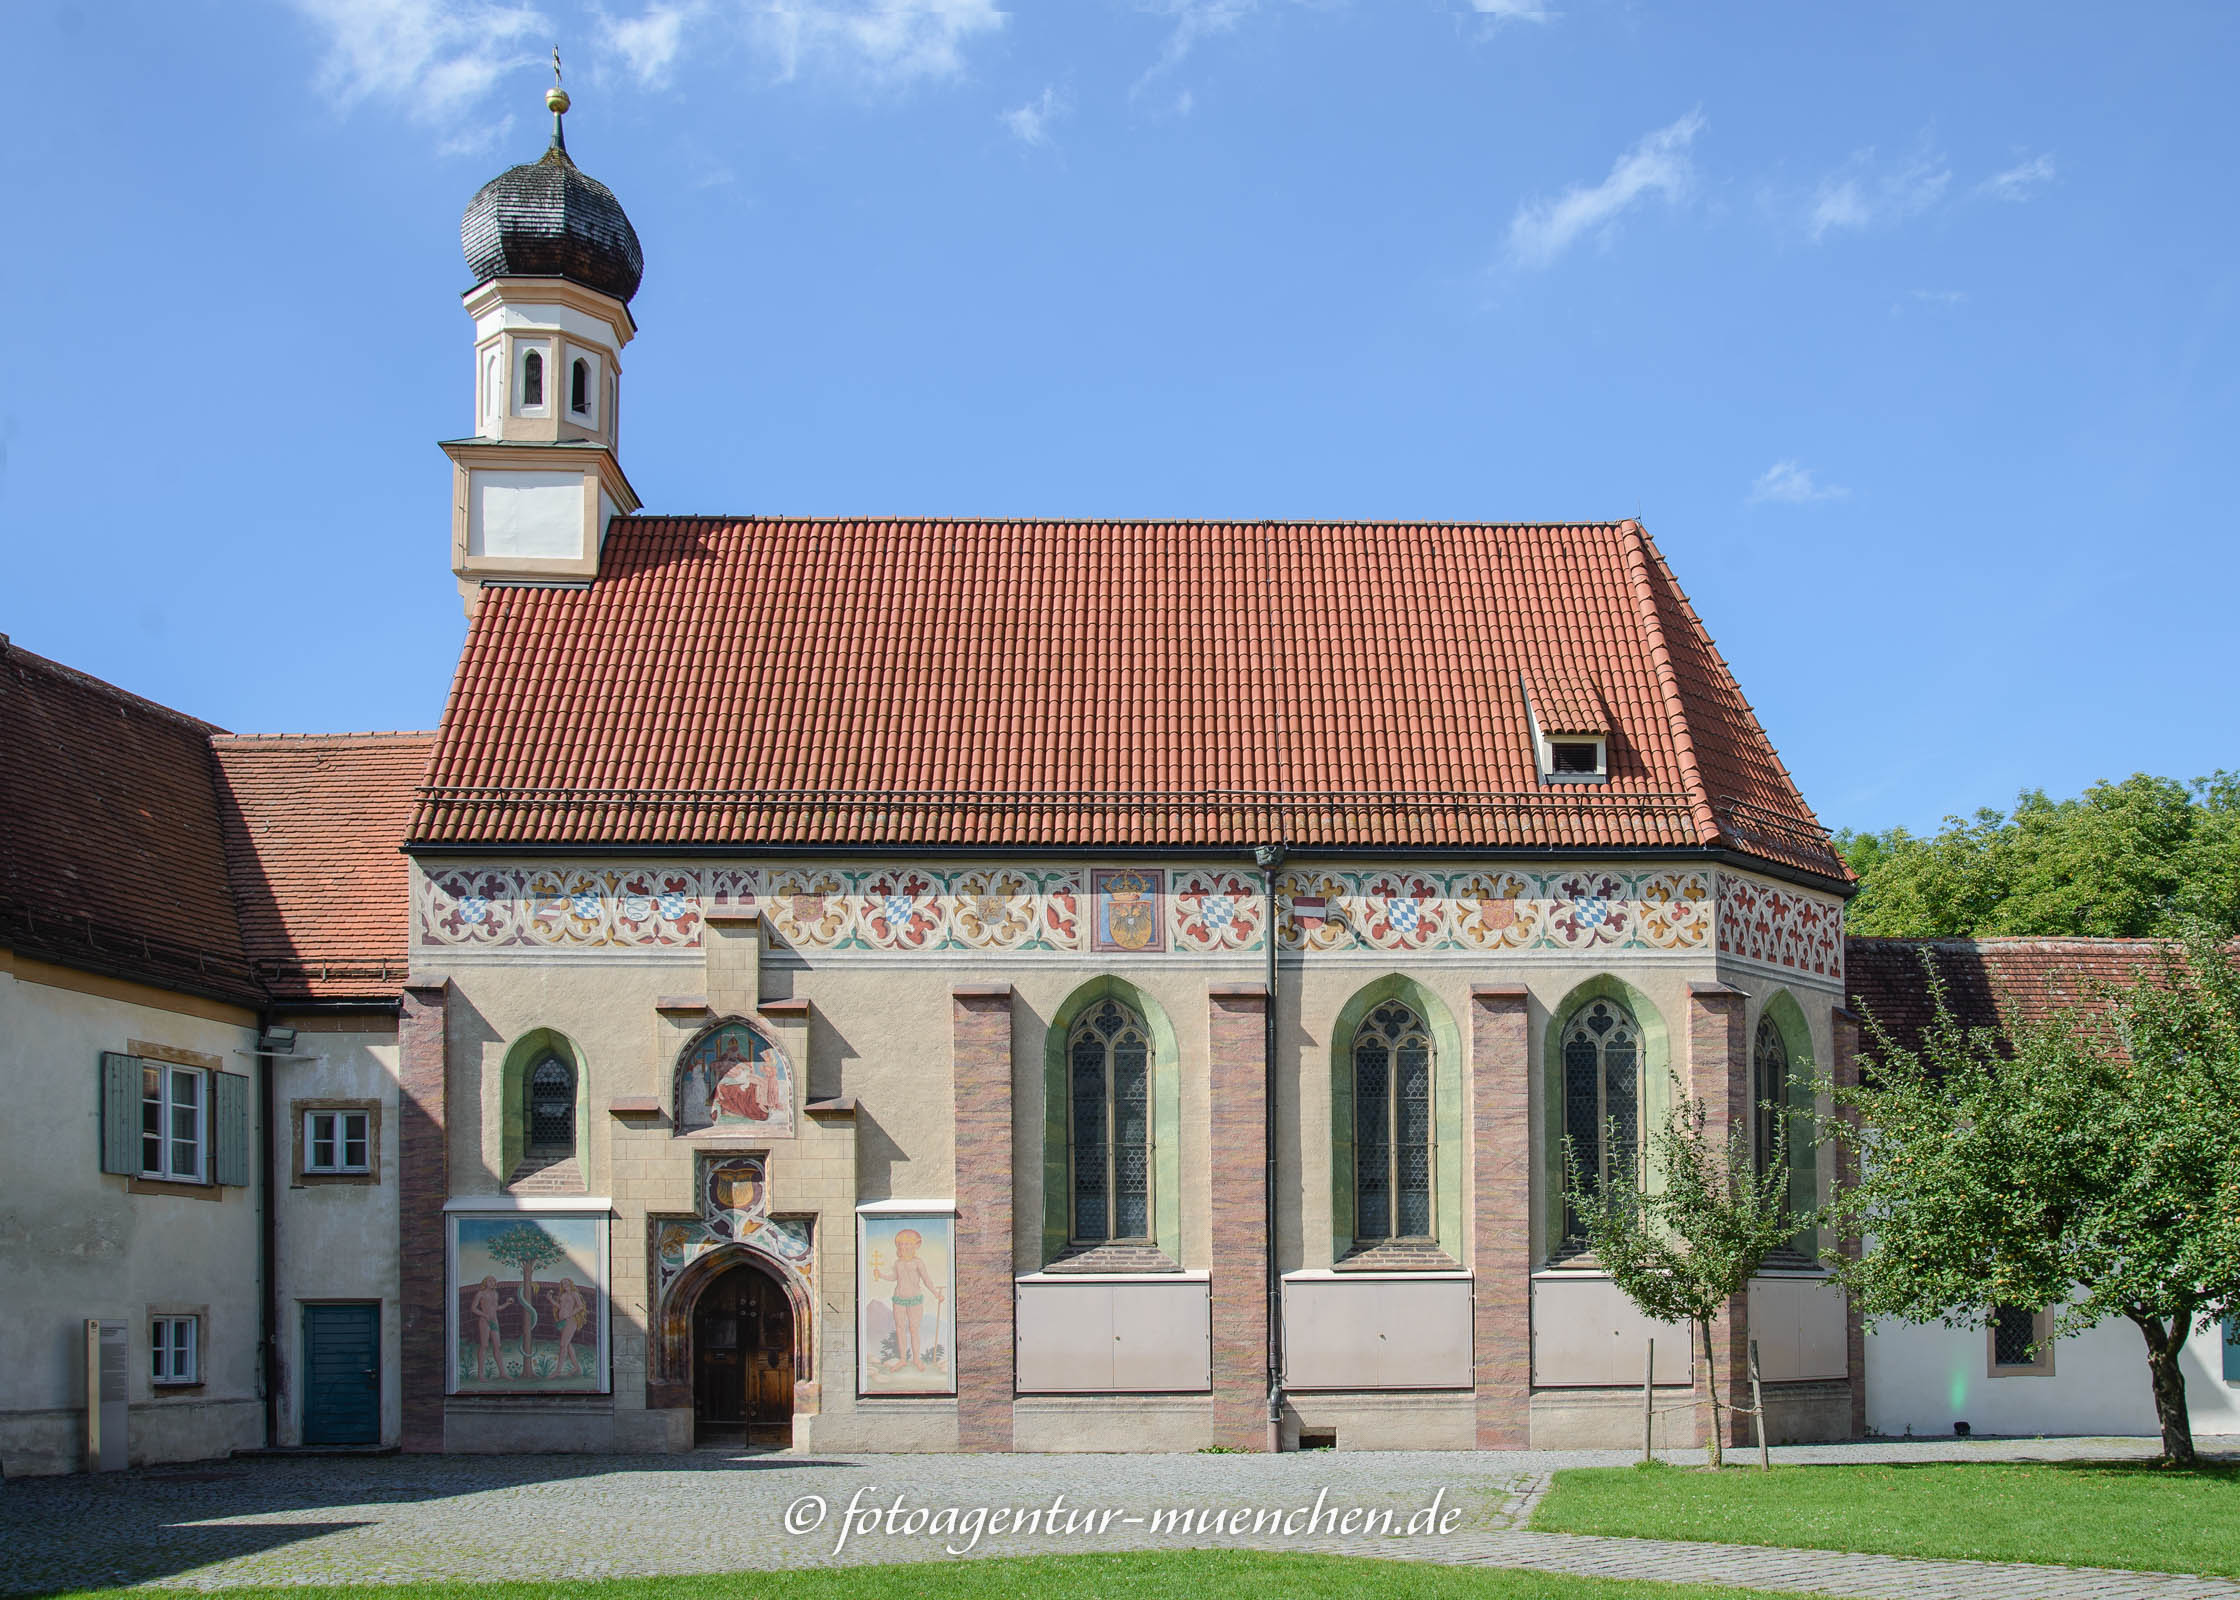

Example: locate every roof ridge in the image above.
[212,730,439,745]
[1617,521,1721,848]
[605,514,1640,532]
[2,638,228,736]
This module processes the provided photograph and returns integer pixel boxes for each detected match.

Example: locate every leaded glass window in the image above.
[527,1052,575,1151]
[522,349,544,408]
[1069,1000,1151,1243]
[1354,1000,1434,1240]
[1561,997,1640,1242]
[1753,1012,1790,1182]
[1992,1305,2043,1368]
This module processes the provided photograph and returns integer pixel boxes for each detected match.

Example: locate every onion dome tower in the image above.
[441,61,643,612]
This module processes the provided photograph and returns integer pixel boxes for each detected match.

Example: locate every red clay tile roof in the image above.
[2,639,263,1006]
[412,517,1844,881]
[1845,936,2179,1060]
[1522,671,1609,735]
[211,733,434,1003]
[2,637,429,1010]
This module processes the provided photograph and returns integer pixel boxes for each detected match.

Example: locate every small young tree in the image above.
[1567,1080,1803,1468]
[1824,924,2240,1466]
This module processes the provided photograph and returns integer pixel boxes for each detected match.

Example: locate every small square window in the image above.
[142,1065,207,1183]
[151,1315,199,1385]
[1551,740,1602,774]
[305,1110,371,1174]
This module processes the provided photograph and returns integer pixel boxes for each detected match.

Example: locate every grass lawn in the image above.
[1531,1459,2240,1577]
[41,1551,1808,1600]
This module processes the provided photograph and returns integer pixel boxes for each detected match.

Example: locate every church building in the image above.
[1,84,1873,1471]
[395,86,1859,1456]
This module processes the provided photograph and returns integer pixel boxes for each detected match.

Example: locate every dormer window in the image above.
[570,358,590,416]
[1550,739,1604,776]
[1521,672,1610,785]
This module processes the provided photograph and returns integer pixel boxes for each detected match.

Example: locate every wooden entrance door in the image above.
[302,1302,380,1445]
[692,1263,794,1439]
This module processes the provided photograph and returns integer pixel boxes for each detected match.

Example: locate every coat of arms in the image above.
[1092,868,1165,952]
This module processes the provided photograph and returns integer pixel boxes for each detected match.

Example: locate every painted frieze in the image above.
[1715,871,1844,983]
[417,860,1829,969]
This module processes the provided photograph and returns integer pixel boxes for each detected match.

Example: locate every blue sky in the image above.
[4,1,2235,837]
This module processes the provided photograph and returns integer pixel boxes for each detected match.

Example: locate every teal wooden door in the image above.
[303,1303,380,1445]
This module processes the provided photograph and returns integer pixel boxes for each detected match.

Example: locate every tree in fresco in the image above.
[482,1222,566,1365]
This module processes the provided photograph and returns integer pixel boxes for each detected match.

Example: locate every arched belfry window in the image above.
[526,1051,576,1153]
[1753,1012,1790,1180]
[1069,999,1151,1243]
[570,357,590,415]
[1562,997,1641,1241]
[522,349,544,408]
[1354,1000,1433,1240]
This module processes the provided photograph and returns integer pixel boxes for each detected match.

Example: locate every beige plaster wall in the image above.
[0,964,263,1475]
[416,856,1848,1452]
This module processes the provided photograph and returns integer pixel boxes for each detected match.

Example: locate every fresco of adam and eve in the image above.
[451,1214,606,1392]
[674,1021,795,1138]
[858,1213,955,1395]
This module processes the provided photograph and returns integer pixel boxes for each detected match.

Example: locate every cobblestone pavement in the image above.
[2,1437,2230,1598]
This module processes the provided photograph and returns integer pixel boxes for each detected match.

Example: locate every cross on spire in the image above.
[544,44,571,155]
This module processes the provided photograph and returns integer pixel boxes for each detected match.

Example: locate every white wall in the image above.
[272,1022,403,1448]
[1867,1309,2240,1439]
[0,964,264,1474]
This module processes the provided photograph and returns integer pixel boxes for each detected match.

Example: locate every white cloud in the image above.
[1910,288,1966,307]
[602,0,703,85]
[746,0,1006,86]
[1807,145,1951,241]
[1002,85,1069,147]
[1134,0,1257,95]
[288,0,548,126]
[1505,110,1703,269]
[1471,0,1554,20]
[1980,152,2055,201]
[1748,460,1847,506]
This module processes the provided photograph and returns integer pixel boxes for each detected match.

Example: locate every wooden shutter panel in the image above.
[99,1053,140,1175]
[214,1071,252,1187]
[2226,1318,2239,1384]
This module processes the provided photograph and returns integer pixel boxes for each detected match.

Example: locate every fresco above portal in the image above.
[674,1021,794,1140]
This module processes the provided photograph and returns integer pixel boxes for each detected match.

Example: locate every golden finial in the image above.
[545,46,570,115]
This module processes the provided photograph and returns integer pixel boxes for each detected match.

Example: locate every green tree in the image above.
[1838,771,2240,940]
[1566,1080,1804,1468]
[1822,925,2240,1465]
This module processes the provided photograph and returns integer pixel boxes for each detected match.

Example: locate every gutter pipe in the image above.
[1254,842,1287,1451]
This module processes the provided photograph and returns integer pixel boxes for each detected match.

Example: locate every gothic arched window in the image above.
[1561,996,1641,1242]
[1069,999,1151,1243]
[1753,1012,1790,1181]
[526,1051,575,1152]
[522,349,544,408]
[1354,1000,1433,1240]
[570,357,590,415]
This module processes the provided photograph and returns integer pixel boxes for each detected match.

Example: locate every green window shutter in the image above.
[213,1071,252,1187]
[99,1053,141,1175]
[2225,1317,2239,1384]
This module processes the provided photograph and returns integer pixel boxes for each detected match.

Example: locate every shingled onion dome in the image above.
[460,83,643,304]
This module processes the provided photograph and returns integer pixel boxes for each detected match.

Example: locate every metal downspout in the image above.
[1254,842,1287,1450]
[257,1019,280,1449]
